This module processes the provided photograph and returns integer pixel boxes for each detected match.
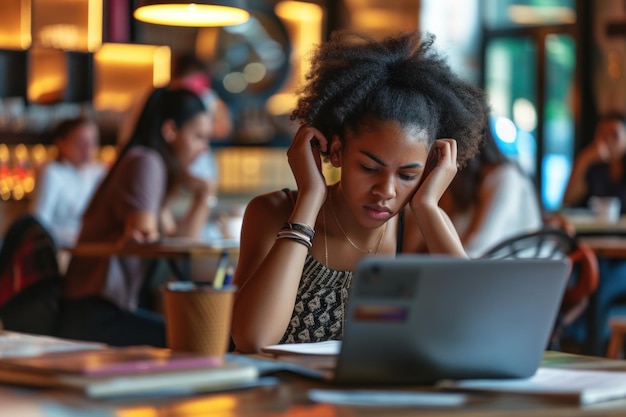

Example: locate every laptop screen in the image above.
[334,255,570,385]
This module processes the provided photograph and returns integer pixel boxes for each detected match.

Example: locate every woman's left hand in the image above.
[410,138,458,208]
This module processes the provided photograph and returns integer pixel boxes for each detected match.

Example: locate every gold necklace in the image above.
[329,190,387,254]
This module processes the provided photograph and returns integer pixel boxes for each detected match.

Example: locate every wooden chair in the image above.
[481,227,599,351]
[606,319,626,358]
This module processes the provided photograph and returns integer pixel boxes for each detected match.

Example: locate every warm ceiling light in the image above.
[134,0,250,27]
[275,1,322,21]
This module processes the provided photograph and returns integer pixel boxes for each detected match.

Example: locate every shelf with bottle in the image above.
[0,143,117,202]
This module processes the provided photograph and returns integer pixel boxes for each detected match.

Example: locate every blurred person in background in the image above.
[562,112,626,355]
[562,112,626,212]
[31,115,106,248]
[58,88,213,347]
[118,53,233,241]
[440,122,543,257]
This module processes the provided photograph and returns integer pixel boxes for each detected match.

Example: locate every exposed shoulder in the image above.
[238,189,298,261]
[245,189,296,224]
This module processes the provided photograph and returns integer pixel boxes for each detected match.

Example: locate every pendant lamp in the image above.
[134,0,250,27]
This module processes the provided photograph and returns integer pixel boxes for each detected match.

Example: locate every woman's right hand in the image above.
[286,124,329,203]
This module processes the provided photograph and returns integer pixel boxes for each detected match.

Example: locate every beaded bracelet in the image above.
[280,222,315,240]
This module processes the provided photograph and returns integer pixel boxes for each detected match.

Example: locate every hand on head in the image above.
[411,138,459,208]
[287,124,329,205]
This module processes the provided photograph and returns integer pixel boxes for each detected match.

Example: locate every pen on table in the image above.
[212,251,230,289]
[223,265,235,287]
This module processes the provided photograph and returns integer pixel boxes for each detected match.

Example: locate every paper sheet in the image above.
[261,340,341,356]
[0,332,103,358]
[308,389,467,407]
[438,367,626,405]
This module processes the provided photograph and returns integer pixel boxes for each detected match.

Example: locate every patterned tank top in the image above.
[278,188,404,344]
[279,254,352,343]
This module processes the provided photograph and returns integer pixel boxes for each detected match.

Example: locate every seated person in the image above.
[230,30,488,353]
[562,112,626,212]
[31,116,106,247]
[562,112,626,354]
[118,53,232,242]
[440,123,543,257]
[57,88,215,347]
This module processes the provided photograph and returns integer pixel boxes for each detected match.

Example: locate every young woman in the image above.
[231,31,488,353]
[58,88,214,347]
[562,112,626,212]
[32,116,106,247]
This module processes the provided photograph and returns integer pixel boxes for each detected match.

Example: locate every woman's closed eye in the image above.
[360,164,378,174]
[399,172,419,181]
[360,164,420,181]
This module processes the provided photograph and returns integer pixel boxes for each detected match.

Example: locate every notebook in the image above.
[261,255,571,386]
[0,345,259,398]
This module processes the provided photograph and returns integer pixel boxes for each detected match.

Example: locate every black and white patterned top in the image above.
[279,254,352,343]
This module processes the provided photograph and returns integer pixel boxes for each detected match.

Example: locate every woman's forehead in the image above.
[348,119,429,143]
[346,123,430,161]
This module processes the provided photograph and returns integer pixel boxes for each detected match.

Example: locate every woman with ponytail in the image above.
[59,88,213,346]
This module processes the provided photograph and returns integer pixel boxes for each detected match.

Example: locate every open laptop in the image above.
[255,255,570,385]
[331,255,571,385]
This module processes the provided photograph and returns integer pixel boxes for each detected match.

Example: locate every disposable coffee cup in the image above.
[589,196,621,223]
[162,282,236,359]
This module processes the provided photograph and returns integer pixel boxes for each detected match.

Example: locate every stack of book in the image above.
[0,332,258,398]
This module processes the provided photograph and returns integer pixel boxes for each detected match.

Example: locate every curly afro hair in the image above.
[291,30,488,166]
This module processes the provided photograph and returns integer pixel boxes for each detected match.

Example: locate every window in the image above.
[482,0,577,211]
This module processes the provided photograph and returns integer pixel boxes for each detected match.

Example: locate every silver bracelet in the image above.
[276,230,313,248]
[281,222,315,240]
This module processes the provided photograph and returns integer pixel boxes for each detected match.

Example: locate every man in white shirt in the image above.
[32,116,106,247]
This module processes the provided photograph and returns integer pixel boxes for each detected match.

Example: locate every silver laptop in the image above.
[331,255,571,385]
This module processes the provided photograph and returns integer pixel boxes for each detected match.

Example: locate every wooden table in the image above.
[580,236,626,259]
[562,211,626,237]
[4,351,626,416]
[67,238,239,281]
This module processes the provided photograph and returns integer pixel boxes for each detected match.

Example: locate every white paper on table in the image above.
[261,340,341,356]
[0,331,104,358]
[438,367,626,405]
[308,389,467,407]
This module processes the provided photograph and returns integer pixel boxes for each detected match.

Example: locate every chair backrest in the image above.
[0,215,60,307]
[480,228,575,261]
[480,227,599,304]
